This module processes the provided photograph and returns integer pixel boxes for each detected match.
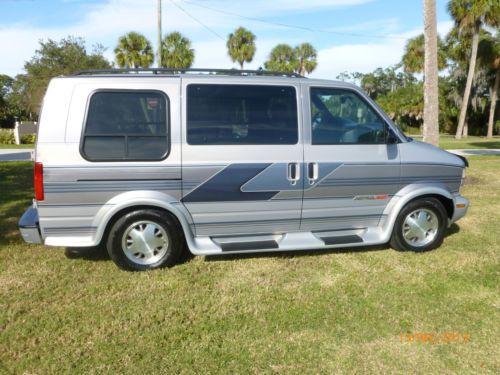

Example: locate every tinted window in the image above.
[187,84,298,145]
[310,88,385,145]
[82,91,168,161]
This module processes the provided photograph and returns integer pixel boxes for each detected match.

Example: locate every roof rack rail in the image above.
[72,68,304,78]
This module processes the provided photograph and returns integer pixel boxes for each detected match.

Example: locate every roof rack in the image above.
[72,68,303,78]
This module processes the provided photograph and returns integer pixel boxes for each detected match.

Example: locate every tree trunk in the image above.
[487,68,499,138]
[455,26,480,139]
[157,0,162,68]
[423,0,439,146]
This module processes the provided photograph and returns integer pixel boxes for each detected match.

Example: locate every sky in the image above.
[0,0,455,79]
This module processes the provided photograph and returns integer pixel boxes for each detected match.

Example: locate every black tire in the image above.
[106,209,184,271]
[390,197,448,252]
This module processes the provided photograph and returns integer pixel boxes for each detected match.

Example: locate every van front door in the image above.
[181,81,304,238]
[301,85,400,238]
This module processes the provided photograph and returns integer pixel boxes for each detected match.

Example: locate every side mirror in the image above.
[386,129,399,144]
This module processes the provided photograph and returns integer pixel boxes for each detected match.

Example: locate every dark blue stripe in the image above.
[182,164,278,203]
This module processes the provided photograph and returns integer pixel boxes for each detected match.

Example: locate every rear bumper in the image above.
[450,195,469,224]
[19,207,42,244]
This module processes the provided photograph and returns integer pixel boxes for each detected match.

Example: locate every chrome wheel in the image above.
[402,208,439,247]
[121,221,169,265]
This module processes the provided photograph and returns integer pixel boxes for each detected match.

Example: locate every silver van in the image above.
[19,69,469,271]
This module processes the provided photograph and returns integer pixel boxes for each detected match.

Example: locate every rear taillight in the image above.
[34,162,44,201]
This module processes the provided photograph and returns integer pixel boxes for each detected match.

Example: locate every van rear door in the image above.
[181,79,304,238]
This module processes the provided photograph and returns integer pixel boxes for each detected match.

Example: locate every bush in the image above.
[21,133,36,144]
[0,129,15,144]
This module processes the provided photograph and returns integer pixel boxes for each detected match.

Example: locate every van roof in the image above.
[72,68,302,78]
[64,68,357,88]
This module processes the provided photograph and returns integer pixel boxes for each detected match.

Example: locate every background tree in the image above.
[376,83,425,129]
[264,44,297,73]
[359,66,415,99]
[448,0,500,139]
[480,33,499,138]
[226,27,256,69]
[114,32,154,69]
[161,31,195,69]
[402,34,447,73]
[10,37,110,116]
[423,0,440,146]
[0,75,16,127]
[294,43,317,76]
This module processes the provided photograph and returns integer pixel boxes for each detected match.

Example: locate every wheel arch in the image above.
[91,193,195,251]
[382,185,455,242]
[408,193,454,220]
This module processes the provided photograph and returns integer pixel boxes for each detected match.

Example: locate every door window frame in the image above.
[305,85,397,146]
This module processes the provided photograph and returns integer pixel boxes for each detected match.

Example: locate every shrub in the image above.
[21,133,36,144]
[0,129,15,144]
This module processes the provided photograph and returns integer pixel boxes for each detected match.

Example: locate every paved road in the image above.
[0,149,34,161]
[447,149,500,156]
[0,148,499,162]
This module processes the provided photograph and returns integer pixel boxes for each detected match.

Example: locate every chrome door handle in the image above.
[308,162,318,184]
[287,162,300,185]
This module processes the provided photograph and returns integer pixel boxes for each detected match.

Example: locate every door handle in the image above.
[308,162,318,184]
[287,162,300,185]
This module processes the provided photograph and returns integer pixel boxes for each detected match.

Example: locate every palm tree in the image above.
[114,32,154,69]
[482,34,499,138]
[264,44,297,73]
[294,43,318,76]
[448,0,500,139]
[402,34,447,74]
[161,32,195,69]
[423,0,440,147]
[226,27,256,69]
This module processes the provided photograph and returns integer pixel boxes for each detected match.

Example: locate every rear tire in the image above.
[106,209,184,271]
[390,197,448,252]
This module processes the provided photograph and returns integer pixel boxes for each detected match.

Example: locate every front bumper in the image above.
[19,207,42,244]
[450,195,469,224]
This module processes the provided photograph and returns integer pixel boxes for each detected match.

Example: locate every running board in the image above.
[220,240,279,252]
[201,231,367,255]
[319,234,364,245]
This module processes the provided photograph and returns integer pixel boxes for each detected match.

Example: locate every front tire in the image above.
[106,209,184,271]
[390,197,448,252]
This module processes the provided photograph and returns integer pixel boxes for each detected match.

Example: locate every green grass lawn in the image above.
[411,135,500,150]
[0,144,34,149]
[1,158,499,374]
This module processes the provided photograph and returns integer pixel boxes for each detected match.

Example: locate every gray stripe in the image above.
[45,180,182,193]
[197,219,301,228]
[43,227,97,235]
[302,214,382,222]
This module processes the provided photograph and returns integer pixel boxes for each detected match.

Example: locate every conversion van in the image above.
[19,69,469,271]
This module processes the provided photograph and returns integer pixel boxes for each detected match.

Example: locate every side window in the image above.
[82,91,169,161]
[310,88,385,145]
[187,84,298,145]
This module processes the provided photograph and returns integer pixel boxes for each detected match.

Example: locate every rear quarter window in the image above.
[81,91,169,161]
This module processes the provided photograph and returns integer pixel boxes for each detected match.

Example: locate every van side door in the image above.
[181,80,304,238]
[301,85,400,238]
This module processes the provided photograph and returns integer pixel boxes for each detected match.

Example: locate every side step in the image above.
[209,231,365,254]
[319,234,364,245]
[220,240,279,252]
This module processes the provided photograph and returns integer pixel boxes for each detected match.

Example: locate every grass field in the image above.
[0,144,34,149]
[410,135,500,150]
[1,158,499,374]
